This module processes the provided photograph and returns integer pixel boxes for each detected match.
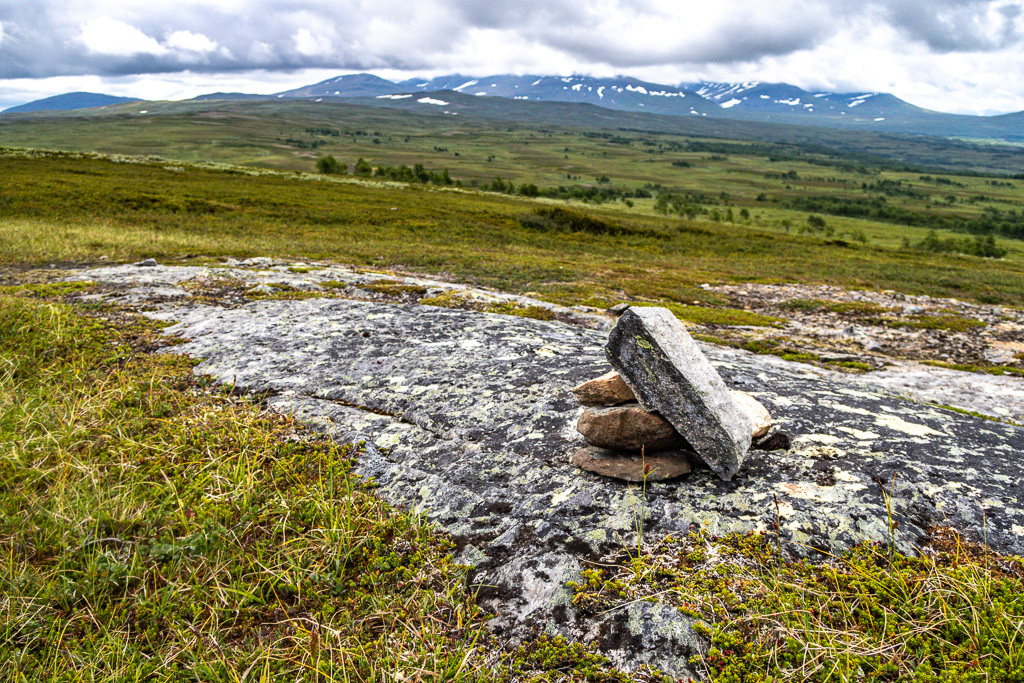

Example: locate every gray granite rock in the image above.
[605,307,753,480]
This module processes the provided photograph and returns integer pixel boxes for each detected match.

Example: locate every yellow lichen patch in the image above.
[875,414,946,437]
[837,426,881,440]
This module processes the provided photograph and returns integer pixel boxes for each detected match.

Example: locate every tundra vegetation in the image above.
[1,96,1023,681]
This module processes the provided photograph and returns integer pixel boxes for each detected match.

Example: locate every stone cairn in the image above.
[571,306,772,482]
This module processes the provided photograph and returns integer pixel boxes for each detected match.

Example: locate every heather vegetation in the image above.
[1,97,1023,680]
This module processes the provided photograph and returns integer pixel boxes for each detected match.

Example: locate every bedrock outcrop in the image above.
[63,262,1024,678]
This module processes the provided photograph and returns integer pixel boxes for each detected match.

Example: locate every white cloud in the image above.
[293,28,332,56]
[78,18,168,57]
[165,30,218,53]
[1,0,1022,114]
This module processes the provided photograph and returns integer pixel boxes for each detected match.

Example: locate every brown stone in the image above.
[576,402,685,451]
[731,391,771,438]
[572,371,636,406]
[571,446,692,482]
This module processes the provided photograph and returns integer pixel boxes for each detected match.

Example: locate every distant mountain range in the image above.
[4,74,1022,142]
[2,92,140,114]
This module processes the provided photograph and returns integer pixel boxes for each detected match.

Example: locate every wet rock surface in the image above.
[57,261,1024,677]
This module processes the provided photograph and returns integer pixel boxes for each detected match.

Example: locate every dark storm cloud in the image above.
[882,0,1023,52]
[1,0,1022,80]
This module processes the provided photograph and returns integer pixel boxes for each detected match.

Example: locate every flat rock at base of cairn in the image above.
[576,402,686,451]
[605,307,753,481]
[571,446,692,482]
[572,370,636,406]
[731,391,771,439]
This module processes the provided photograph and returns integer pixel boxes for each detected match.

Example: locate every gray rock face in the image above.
[59,263,1024,678]
[606,307,753,480]
[576,403,685,451]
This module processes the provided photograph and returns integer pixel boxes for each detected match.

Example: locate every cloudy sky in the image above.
[2,0,1023,114]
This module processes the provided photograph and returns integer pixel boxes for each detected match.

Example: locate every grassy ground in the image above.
[1,144,1023,680]
[4,286,1021,682]
[571,529,1024,682]
[2,149,1024,309]
[0,286,670,682]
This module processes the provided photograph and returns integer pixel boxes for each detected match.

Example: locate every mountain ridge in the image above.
[2,91,140,114]
[3,74,1021,141]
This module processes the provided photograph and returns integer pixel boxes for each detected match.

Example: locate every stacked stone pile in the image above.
[571,307,772,482]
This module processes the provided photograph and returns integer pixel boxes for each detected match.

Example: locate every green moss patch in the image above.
[420,290,556,321]
[923,360,1024,376]
[570,530,1024,683]
[779,298,896,316]
[362,278,429,296]
[631,301,785,328]
[885,314,987,332]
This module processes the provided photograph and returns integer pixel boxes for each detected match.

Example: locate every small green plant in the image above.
[316,154,346,175]
[908,230,1008,259]
[517,206,662,238]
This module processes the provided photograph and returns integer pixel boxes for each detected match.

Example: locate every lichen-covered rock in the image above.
[576,403,684,450]
[572,371,635,406]
[571,446,692,481]
[732,390,771,438]
[606,307,753,480]
[61,263,1024,678]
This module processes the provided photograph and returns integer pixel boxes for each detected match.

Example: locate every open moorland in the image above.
[1,98,1023,681]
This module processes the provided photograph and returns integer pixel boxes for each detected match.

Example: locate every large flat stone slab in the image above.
[605,307,753,480]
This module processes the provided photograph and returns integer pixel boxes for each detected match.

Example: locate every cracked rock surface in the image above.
[62,261,1024,677]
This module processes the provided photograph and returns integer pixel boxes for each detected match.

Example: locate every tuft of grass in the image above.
[779,297,830,312]
[631,301,785,328]
[517,206,662,239]
[0,294,491,681]
[884,313,987,332]
[361,279,429,296]
[420,290,556,320]
[570,530,1024,683]
[923,360,1024,376]
[779,298,896,316]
